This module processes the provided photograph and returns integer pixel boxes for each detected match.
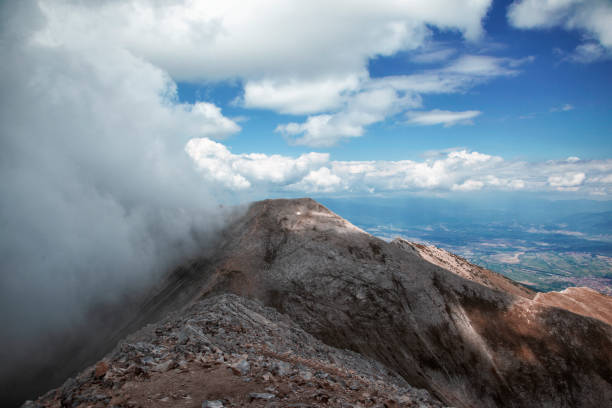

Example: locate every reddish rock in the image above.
[93,361,109,379]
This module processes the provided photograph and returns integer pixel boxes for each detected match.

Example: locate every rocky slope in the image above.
[393,239,612,325]
[390,238,535,299]
[534,286,612,326]
[23,198,612,407]
[25,294,443,408]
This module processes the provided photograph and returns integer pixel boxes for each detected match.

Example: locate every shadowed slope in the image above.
[391,238,536,299]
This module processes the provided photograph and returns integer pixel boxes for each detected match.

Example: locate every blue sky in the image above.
[176,0,611,164]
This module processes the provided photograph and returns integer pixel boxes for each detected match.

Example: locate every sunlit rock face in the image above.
[27,198,612,407]
[534,286,612,326]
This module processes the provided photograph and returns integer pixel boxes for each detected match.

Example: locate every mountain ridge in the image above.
[23,198,612,407]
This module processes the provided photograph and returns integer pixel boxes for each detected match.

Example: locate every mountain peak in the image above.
[244,197,367,235]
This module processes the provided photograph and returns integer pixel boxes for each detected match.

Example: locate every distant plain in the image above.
[321,196,612,294]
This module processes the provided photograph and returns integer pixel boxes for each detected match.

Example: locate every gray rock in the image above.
[299,369,313,380]
[271,360,291,377]
[202,400,224,408]
[154,359,176,372]
[231,359,250,375]
[249,392,276,401]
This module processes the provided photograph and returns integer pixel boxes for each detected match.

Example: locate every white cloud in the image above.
[29,0,503,147]
[291,168,343,193]
[241,75,362,115]
[276,88,421,147]
[508,0,612,62]
[550,103,574,112]
[0,0,242,373]
[410,48,457,64]
[406,109,481,126]
[443,55,527,76]
[185,138,329,189]
[186,139,612,196]
[378,55,533,93]
[36,0,493,82]
[548,172,586,188]
[452,179,485,191]
[563,42,610,63]
[182,102,241,137]
[272,54,531,146]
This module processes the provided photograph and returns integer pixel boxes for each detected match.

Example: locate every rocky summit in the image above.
[24,198,612,407]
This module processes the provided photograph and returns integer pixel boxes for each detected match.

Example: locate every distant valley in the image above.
[321,197,612,295]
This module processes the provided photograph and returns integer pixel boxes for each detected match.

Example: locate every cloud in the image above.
[273,55,530,146]
[378,55,533,93]
[550,103,574,112]
[30,0,503,148]
[548,172,586,189]
[241,75,362,115]
[292,167,343,193]
[276,87,420,146]
[183,102,242,137]
[36,0,492,82]
[442,54,531,76]
[185,138,330,189]
[508,0,612,62]
[187,139,612,196]
[406,109,481,126]
[31,0,522,148]
[560,42,611,63]
[0,0,241,393]
[410,48,457,64]
[452,179,485,191]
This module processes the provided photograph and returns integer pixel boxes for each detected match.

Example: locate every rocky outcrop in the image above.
[26,294,443,408]
[391,238,535,299]
[23,198,612,407]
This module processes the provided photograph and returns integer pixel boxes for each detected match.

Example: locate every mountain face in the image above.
[390,238,536,299]
[25,198,612,407]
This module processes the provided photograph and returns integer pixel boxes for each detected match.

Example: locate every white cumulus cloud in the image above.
[548,172,586,188]
[30,0,503,147]
[186,139,612,197]
[276,87,421,146]
[36,0,492,81]
[273,54,531,146]
[508,0,612,62]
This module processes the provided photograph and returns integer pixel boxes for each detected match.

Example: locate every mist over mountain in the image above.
[0,2,249,403]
